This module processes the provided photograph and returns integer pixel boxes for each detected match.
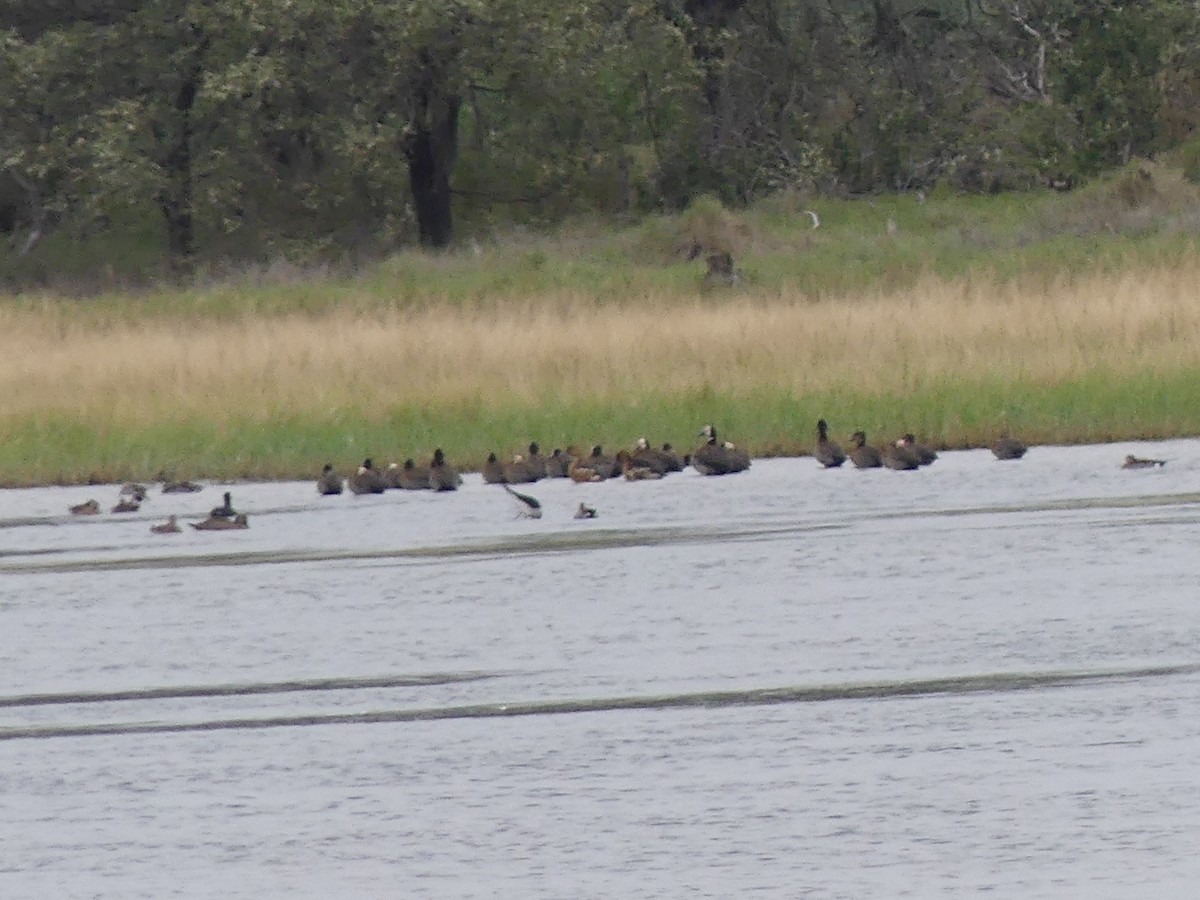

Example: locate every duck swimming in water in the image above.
[1121,454,1166,469]
[502,483,543,519]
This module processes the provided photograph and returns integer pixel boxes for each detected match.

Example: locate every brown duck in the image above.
[587,445,619,480]
[349,459,387,494]
[567,448,604,483]
[191,513,249,530]
[482,452,507,484]
[317,463,344,495]
[523,442,548,480]
[503,454,540,484]
[847,431,883,469]
[630,438,673,476]
[151,515,182,534]
[429,448,461,491]
[543,449,571,478]
[161,479,203,494]
[881,440,921,471]
[897,434,938,466]
[398,458,433,490]
[617,450,663,481]
[544,448,571,480]
[991,436,1028,460]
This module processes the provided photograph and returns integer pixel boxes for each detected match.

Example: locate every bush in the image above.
[674,195,750,260]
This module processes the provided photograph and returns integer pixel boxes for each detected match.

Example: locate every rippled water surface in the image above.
[3,440,1200,898]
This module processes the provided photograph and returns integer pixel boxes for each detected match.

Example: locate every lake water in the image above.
[3,440,1200,898]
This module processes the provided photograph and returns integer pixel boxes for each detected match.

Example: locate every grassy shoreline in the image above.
[5,371,1199,488]
[5,164,1200,487]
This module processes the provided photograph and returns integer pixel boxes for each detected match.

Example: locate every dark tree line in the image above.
[1,0,1196,267]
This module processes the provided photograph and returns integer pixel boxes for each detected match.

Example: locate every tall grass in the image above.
[4,252,1200,485]
[6,162,1200,484]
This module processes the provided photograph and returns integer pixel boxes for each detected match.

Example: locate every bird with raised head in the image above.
[429,448,461,491]
[210,491,238,517]
[847,431,882,469]
[814,419,846,468]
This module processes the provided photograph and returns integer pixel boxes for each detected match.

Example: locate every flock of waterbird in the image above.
[63,420,1169,530]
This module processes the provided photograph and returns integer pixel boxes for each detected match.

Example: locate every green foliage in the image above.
[2,0,1200,272]
[1174,137,1200,185]
[674,194,749,258]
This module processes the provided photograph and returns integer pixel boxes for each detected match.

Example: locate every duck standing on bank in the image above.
[814,419,846,468]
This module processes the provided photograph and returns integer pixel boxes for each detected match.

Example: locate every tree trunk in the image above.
[406,67,461,250]
[157,41,204,268]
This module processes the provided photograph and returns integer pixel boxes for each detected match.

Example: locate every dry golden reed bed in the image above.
[2,260,1198,429]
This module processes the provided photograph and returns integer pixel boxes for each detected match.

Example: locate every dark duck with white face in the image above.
[691,424,750,475]
[349,459,387,494]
